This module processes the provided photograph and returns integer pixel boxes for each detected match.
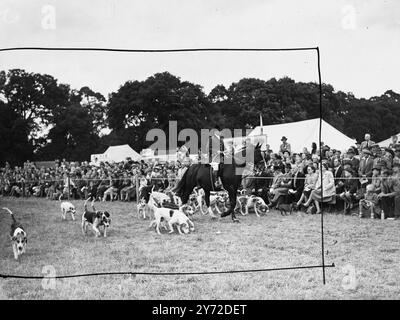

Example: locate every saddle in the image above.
[161,200,180,210]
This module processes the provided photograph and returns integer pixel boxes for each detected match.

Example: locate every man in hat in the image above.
[358,149,374,179]
[360,133,375,150]
[347,148,360,172]
[279,136,291,155]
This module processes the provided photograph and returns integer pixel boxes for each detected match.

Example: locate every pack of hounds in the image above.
[2,186,273,261]
[137,186,272,235]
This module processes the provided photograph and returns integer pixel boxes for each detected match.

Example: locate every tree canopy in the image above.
[0,68,399,165]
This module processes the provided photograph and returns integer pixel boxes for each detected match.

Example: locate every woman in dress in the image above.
[303,162,336,214]
[296,165,318,208]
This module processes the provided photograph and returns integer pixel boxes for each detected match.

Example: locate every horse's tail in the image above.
[172,170,189,197]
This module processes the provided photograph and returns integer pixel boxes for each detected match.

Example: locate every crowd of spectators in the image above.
[1,133,400,220]
[0,157,192,202]
[247,133,400,219]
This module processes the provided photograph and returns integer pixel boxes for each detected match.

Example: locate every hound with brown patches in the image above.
[81,198,111,237]
[2,207,27,260]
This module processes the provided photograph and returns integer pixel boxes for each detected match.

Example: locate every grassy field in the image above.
[0,197,399,300]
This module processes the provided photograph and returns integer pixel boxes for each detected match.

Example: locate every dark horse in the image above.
[173,143,264,222]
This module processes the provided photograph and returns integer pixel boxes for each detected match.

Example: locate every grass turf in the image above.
[0,197,399,299]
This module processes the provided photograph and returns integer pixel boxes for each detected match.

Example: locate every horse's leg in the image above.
[229,189,240,222]
[204,189,217,219]
[220,186,235,219]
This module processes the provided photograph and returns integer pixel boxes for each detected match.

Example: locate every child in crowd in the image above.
[359,184,380,218]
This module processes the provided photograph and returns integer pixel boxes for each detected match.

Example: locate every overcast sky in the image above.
[0,0,399,99]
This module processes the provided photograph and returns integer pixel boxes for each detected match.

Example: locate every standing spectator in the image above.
[393,146,400,166]
[346,148,360,172]
[311,142,317,155]
[378,169,397,220]
[382,148,394,170]
[358,149,374,178]
[360,133,375,150]
[279,136,291,155]
[372,147,386,170]
[391,163,400,220]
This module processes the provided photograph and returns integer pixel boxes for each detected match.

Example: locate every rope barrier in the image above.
[0,175,394,184]
[0,263,335,280]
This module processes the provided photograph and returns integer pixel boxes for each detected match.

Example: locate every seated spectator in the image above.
[359,184,380,218]
[303,162,336,214]
[339,168,359,214]
[370,167,382,194]
[96,176,110,200]
[287,164,305,204]
[251,164,273,203]
[269,163,292,207]
[296,165,318,208]
[120,172,132,201]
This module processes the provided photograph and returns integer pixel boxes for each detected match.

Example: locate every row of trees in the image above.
[1,69,399,165]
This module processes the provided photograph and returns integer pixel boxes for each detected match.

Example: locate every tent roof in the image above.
[103,144,141,162]
[377,134,399,148]
[248,118,356,153]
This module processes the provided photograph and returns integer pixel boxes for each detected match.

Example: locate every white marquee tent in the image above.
[377,134,399,148]
[90,144,141,164]
[247,118,356,153]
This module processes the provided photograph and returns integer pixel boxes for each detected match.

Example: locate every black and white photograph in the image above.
[0,0,400,305]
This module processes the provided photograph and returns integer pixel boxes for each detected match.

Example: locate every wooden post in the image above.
[68,175,71,200]
[135,175,140,203]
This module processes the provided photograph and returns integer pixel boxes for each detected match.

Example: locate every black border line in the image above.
[0,263,335,280]
[0,46,331,284]
[0,47,317,53]
[317,47,326,285]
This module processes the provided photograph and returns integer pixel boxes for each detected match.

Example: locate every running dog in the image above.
[136,197,148,219]
[196,189,228,215]
[59,195,76,221]
[3,207,27,260]
[238,195,269,217]
[81,198,111,237]
[149,204,194,235]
